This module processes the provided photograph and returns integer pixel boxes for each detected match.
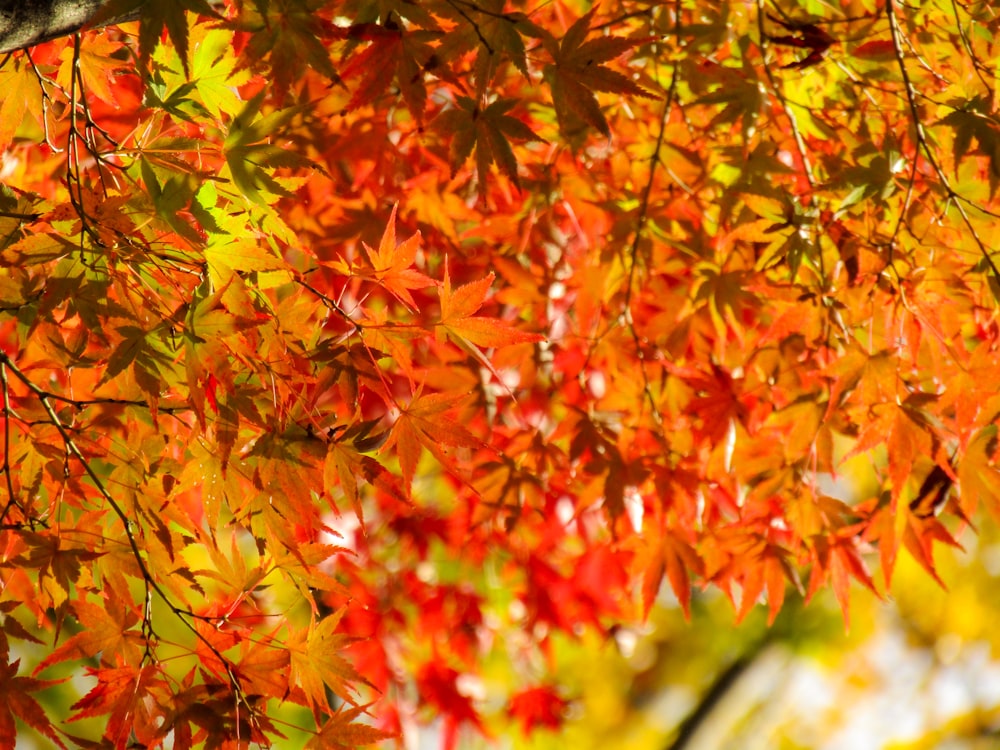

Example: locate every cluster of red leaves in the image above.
[1,0,1000,747]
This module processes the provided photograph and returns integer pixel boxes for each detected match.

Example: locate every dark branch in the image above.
[665,634,772,750]
[0,0,144,54]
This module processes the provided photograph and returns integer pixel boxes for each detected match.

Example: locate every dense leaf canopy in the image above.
[1,0,1000,746]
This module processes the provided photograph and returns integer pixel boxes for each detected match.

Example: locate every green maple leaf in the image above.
[223,92,311,206]
[189,26,253,120]
[938,96,1000,195]
[88,0,221,76]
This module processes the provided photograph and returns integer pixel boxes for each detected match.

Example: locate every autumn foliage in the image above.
[1,0,1000,746]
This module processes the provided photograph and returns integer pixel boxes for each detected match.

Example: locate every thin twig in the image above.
[443,0,493,55]
[0,361,23,525]
[755,0,817,191]
[886,0,1000,284]
[615,0,682,434]
[0,352,256,716]
[297,274,361,325]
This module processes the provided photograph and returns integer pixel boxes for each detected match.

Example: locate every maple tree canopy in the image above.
[1,0,999,747]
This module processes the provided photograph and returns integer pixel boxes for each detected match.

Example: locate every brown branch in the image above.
[665,634,773,750]
[0,360,23,525]
[0,351,256,717]
[0,209,41,221]
[0,0,145,54]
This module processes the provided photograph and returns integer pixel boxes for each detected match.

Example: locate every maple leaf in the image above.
[807,534,880,628]
[358,204,435,311]
[736,542,797,625]
[958,425,1000,520]
[938,98,1000,194]
[438,264,543,348]
[57,35,127,106]
[542,8,655,138]
[236,637,291,700]
[14,534,104,613]
[223,92,312,206]
[522,548,628,634]
[668,362,748,444]
[340,20,441,120]
[288,609,363,712]
[385,389,481,490]
[638,529,704,620]
[187,25,254,120]
[435,96,544,192]
[238,0,343,99]
[436,0,537,96]
[507,685,569,735]
[0,658,66,749]
[69,663,166,748]
[34,598,144,674]
[416,660,487,749]
[900,511,963,589]
[87,0,221,76]
[306,704,395,749]
[0,55,42,152]
[324,439,408,530]
[766,14,837,69]
[356,315,425,384]
[849,401,935,504]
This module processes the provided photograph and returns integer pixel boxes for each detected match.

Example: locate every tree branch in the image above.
[0,0,144,54]
[0,350,256,717]
[665,634,772,750]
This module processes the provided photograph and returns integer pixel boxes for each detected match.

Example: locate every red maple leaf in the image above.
[507,685,569,735]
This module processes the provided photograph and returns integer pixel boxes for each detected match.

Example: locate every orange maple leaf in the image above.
[34,598,143,674]
[306,704,395,749]
[324,439,408,530]
[438,263,543,348]
[958,425,1000,520]
[69,663,165,747]
[542,8,655,137]
[807,533,880,628]
[386,389,481,490]
[341,22,440,120]
[900,511,963,589]
[236,637,291,700]
[635,528,703,620]
[289,609,363,713]
[0,658,66,749]
[359,205,435,312]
